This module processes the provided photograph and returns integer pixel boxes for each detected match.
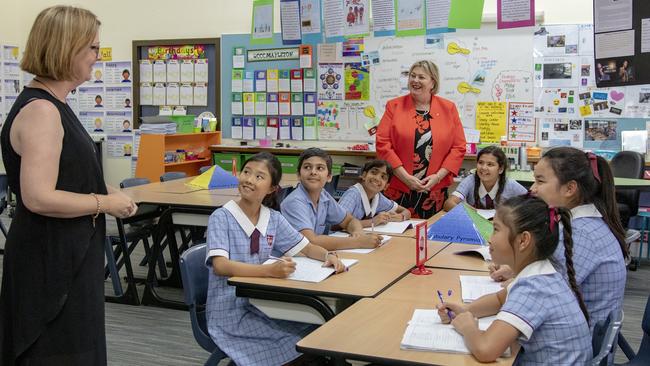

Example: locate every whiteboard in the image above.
[365,25,534,129]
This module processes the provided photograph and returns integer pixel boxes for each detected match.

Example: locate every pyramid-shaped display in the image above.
[427,203,493,245]
[187,165,239,189]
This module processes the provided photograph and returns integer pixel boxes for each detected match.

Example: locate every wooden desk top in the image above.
[377,268,494,303]
[425,243,491,272]
[297,298,514,366]
[340,236,449,265]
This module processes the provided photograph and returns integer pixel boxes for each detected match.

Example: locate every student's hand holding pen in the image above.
[372,212,390,226]
[323,252,347,274]
[450,311,479,336]
[266,256,296,278]
[353,232,383,248]
[436,302,466,324]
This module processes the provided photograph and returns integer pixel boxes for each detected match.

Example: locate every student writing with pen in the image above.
[281,148,383,250]
[205,153,345,366]
[436,196,591,364]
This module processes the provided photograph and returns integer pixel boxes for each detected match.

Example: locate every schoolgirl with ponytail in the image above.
[204,152,345,365]
[438,196,592,364]
[522,146,626,327]
[443,145,527,211]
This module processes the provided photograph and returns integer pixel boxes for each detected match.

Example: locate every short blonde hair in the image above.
[409,60,440,95]
[21,6,100,81]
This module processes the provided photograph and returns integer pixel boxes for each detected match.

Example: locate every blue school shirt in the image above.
[452,175,528,208]
[337,183,398,220]
[496,260,592,365]
[280,183,347,235]
[553,204,627,328]
[205,200,312,366]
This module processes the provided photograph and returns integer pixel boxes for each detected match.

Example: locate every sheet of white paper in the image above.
[454,245,491,261]
[426,0,451,29]
[459,275,503,303]
[476,209,495,220]
[263,257,358,282]
[594,0,632,33]
[595,30,635,59]
[330,232,393,253]
[642,18,650,54]
[363,219,424,234]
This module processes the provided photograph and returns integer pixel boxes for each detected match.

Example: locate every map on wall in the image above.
[365,26,534,129]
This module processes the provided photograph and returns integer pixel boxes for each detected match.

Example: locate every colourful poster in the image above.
[252,0,275,45]
[395,0,426,37]
[507,102,535,142]
[475,102,507,143]
[318,63,344,100]
[344,63,370,100]
[147,45,206,60]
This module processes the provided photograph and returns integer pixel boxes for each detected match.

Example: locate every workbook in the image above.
[459,275,503,303]
[263,257,358,283]
[362,219,424,234]
[329,231,393,254]
[454,245,492,261]
[401,310,498,354]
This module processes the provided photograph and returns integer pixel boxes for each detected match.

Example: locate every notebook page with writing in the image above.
[459,275,503,303]
[263,257,358,283]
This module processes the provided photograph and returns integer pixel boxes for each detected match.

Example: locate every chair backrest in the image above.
[592,309,624,366]
[179,244,217,354]
[160,171,188,182]
[610,151,645,219]
[277,186,294,205]
[119,177,151,189]
[199,165,213,174]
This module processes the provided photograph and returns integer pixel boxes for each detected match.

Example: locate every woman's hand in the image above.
[402,174,426,191]
[323,253,347,273]
[436,302,467,324]
[372,212,391,226]
[421,174,441,191]
[266,257,296,278]
[451,311,479,336]
[104,191,138,218]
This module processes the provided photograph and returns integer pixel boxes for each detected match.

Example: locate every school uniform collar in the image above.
[478,181,499,200]
[353,183,379,216]
[506,259,556,293]
[223,200,270,237]
[570,203,602,219]
[297,183,330,210]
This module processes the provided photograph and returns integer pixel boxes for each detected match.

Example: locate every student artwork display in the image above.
[344,63,369,100]
[538,118,584,148]
[506,102,535,142]
[0,44,21,122]
[139,57,208,106]
[533,88,577,118]
[577,87,625,118]
[318,63,344,100]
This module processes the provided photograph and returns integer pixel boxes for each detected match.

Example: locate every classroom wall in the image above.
[6,0,596,184]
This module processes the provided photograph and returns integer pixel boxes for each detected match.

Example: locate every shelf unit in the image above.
[136,132,221,182]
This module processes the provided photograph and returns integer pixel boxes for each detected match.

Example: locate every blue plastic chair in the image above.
[616,294,650,365]
[179,244,228,366]
[592,309,624,366]
[160,171,188,182]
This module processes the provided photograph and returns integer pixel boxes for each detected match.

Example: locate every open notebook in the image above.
[454,245,492,261]
[328,231,393,254]
[459,275,503,303]
[362,219,424,234]
[401,310,509,356]
[263,257,358,283]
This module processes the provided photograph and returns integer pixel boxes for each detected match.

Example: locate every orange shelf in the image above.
[165,158,211,167]
[136,132,221,182]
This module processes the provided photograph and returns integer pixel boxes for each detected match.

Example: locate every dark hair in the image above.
[298,147,332,175]
[122,69,130,74]
[499,195,589,324]
[95,95,102,100]
[362,159,394,180]
[241,152,282,210]
[541,147,628,259]
[473,145,507,208]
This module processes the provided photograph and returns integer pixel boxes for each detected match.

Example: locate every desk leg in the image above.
[235,287,337,322]
[141,210,187,310]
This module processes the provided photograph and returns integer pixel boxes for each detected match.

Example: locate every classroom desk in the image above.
[425,243,491,272]
[374,211,444,238]
[296,298,514,366]
[508,170,650,189]
[228,237,449,324]
[377,268,495,303]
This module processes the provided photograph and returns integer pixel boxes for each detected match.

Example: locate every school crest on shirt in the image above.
[267,235,274,246]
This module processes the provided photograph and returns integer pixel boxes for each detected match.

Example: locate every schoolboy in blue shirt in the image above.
[281,148,383,250]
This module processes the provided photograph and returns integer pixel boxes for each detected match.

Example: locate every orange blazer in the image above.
[376,94,466,193]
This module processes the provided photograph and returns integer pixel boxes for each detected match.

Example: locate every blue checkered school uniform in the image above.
[337,183,398,220]
[280,183,347,235]
[205,200,311,366]
[496,260,592,365]
[451,175,528,208]
[553,204,627,328]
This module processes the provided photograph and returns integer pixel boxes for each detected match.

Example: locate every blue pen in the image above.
[437,290,454,320]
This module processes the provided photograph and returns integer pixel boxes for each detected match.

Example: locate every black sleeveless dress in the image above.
[0,87,107,365]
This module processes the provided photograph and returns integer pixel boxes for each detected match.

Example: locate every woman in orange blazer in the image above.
[376,60,466,218]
